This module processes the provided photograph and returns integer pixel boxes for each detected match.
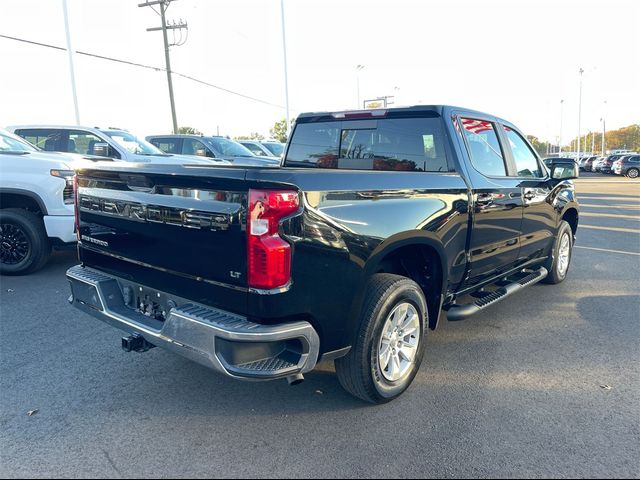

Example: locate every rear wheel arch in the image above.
[561,207,579,237]
[361,234,448,331]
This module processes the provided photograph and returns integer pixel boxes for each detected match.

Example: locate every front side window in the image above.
[503,126,542,177]
[262,142,284,156]
[206,137,254,157]
[285,117,448,172]
[241,142,267,156]
[182,138,212,157]
[102,130,164,156]
[68,130,107,155]
[460,118,506,177]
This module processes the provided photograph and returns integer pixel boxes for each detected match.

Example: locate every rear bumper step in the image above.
[446,266,548,322]
[66,265,320,380]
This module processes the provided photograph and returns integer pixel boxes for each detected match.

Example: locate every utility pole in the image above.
[280,0,291,137]
[139,0,188,134]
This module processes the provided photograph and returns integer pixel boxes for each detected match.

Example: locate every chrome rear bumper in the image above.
[66,265,320,380]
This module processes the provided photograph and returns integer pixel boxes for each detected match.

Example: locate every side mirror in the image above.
[550,159,579,180]
[195,148,207,157]
[93,143,110,157]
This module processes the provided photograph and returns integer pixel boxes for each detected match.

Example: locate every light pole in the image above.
[62,0,80,124]
[601,100,607,156]
[559,99,564,154]
[577,68,584,158]
[356,65,365,109]
[280,0,290,137]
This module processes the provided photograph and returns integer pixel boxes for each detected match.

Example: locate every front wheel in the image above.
[0,209,51,275]
[335,274,428,404]
[627,168,639,179]
[543,220,573,284]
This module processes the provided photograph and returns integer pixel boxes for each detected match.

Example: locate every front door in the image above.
[499,124,556,263]
[458,117,524,286]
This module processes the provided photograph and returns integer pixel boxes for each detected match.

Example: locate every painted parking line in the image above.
[580,204,640,209]
[580,212,640,220]
[578,196,640,201]
[575,245,640,256]
[580,224,640,234]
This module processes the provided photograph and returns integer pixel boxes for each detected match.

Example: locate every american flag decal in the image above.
[461,118,493,134]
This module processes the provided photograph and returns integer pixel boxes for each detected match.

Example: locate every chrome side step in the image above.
[446,267,548,322]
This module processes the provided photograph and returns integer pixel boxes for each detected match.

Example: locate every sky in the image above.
[1,0,638,144]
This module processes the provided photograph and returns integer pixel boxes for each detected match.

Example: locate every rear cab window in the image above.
[284,115,450,172]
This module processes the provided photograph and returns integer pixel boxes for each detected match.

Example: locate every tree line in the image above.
[527,124,640,157]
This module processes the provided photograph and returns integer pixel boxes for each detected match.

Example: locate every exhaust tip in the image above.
[286,374,304,386]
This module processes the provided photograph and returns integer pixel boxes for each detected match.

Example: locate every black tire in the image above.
[626,168,639,179]
[335,273,428,404]
[0,209,51,275]
[542,220,573,284]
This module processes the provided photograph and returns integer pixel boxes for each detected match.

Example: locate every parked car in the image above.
[147,135,280,167]
[592,157,606,172]
[8,126,216,165]
[612,155,640,178]
[67,105,579,403]
[0,128,85,274]
[578,157,590,171]
[599,154,631,174]
[581,156,598,172]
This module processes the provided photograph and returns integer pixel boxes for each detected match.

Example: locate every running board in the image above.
[446,267,548,322]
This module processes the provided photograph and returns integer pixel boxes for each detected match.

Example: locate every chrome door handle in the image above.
[523,191,536,201]
[476,193,494,205]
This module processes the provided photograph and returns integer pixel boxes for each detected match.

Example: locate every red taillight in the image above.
[73,174,80,240]
[247,189,299,290]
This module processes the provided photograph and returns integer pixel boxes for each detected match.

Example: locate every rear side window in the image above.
[151,138,180,154]
[502,126,543,178]
[14,129,64,151]
[460,118,506,177]
[285,117,449,172]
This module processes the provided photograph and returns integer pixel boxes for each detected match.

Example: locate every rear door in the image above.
[499,124,555,264]
[458,117,523,286]
[149,137,182,154]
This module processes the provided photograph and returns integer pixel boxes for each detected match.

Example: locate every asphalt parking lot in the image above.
[1,173,639,479]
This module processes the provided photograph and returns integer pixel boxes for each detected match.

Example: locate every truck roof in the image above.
[296,105,514,128]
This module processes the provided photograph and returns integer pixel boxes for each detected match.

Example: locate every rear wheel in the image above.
[627,168,639,179]
[543,220,573,284]
[335,274,428,404]
[0,209,51,275]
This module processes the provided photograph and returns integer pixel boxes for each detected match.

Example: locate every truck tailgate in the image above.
[76,166,250,314]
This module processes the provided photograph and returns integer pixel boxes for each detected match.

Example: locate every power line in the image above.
[0,33,288,110]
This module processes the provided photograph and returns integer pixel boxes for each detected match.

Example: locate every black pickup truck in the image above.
[67,105,579,403]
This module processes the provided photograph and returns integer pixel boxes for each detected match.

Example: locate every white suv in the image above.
[0,129,81,274]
